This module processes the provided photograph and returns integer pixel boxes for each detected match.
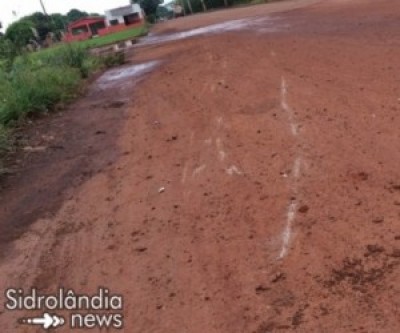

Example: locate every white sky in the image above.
[1,0,131,31]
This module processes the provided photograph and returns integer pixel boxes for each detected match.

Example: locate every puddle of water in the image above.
[95,60,161,90]
[138,17,281,46]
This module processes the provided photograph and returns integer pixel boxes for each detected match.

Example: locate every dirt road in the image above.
[1,0,400,332]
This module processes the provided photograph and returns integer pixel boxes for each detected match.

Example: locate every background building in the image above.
[64,16,106,42]
[64,4,144,42]
[105,4,144,27]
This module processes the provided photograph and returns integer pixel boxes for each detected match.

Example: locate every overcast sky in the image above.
[1,0,131,31]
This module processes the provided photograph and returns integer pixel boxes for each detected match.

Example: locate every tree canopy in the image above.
[5,20,35,49]
[3,9,98,51]
[131,0,163,21]
[66,9,90,23]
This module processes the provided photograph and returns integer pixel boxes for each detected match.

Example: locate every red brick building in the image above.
[64,17,107,42]
[63,5,145,43]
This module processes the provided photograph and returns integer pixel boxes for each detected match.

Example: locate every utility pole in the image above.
[39,0,48,16]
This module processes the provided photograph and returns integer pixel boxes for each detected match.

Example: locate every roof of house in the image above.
[68,16,106,28]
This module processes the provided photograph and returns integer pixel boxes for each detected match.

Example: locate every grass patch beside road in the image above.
[0,44,125,163]
[0,45,97,125]
[0,25,140,170]
[0,42,128,126]
[75,25,148,49]
[0,66,81,124]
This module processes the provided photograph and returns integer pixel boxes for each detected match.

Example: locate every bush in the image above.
[0,39,18,72]
[101,51,125,68]
[0,43,126,154]
[0,66,80,124]
[28,45,99,78]
[0,44,103,125]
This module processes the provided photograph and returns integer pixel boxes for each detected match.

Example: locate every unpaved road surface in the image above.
[1,0,400,332]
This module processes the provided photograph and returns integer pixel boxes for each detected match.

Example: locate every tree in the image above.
[50,13,68,31]
[29,12,52,41]
[3,8,100,50]
[156,6,174,20]
[131,0,163,20]
[0,36,18,70]
[5,20,35,49]
[66,9,89,23]
[185,0,194,14]
[39,0,48,16]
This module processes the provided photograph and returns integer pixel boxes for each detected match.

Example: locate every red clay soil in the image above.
[1,0,400,332]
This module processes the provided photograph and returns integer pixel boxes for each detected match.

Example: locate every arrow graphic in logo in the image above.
[20,313,65,329]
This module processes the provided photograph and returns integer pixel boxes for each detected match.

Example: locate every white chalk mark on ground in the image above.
[293,157,302,180]
[192,164,207,176]
[216,116,223,129]
[281,77,298,136]
[181,163,188,184]
[190,132,195,146]
[279,200,298,259]
[278,76,304,260]
[216,138,226,161]
[204,138,212,145]
[226,165,243,176]
[278,157,302,259]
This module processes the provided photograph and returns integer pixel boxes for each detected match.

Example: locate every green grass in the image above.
[27,44,100,78]
[24,24,148,66]
[0,66,81,124]
[0,44,102,128]
[75,25,148,49]
[0,25,140,156]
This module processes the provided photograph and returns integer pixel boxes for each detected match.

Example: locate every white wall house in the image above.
[104,4,144,27]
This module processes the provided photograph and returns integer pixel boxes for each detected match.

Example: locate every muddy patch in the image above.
[96,61,161,90]
[138,17,283,46]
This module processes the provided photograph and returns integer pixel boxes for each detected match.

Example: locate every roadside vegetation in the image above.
[0,44,125,171]
[0,9,145,168]
[76,25,148,49]
[4,10,98,50]
[0,0,273,169]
